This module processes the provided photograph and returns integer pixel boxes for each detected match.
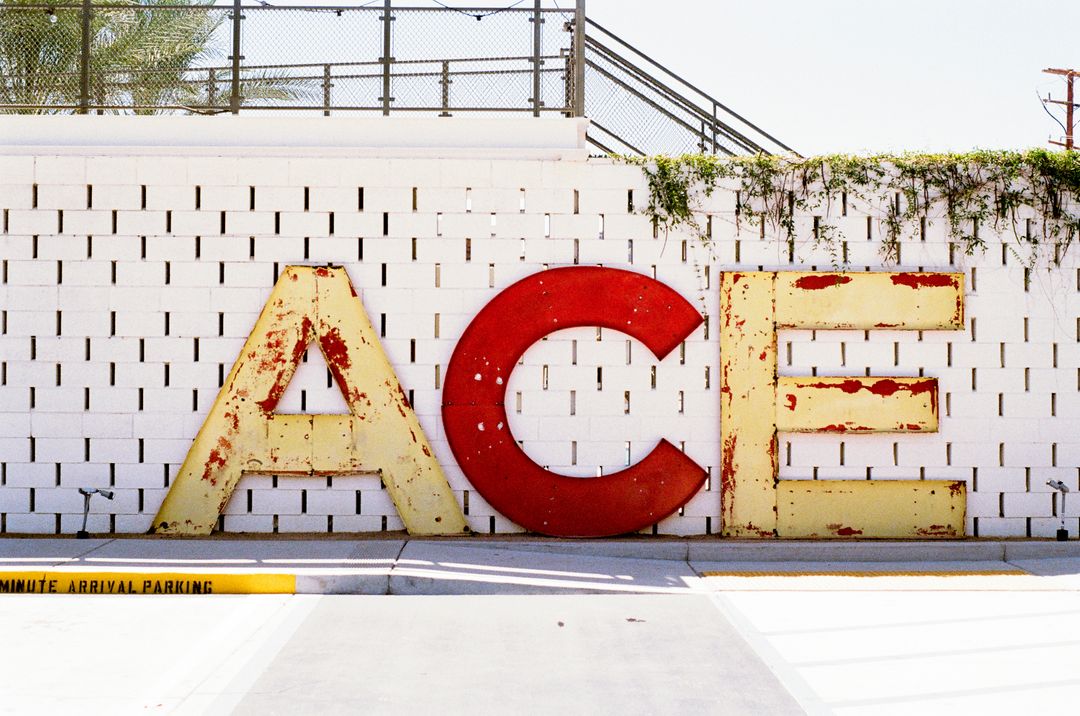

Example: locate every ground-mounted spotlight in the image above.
[1047,480,1070,541]
[77,488,114,539]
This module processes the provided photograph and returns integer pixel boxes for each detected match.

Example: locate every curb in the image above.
[2,538,1079,595]
[0,570,295,595]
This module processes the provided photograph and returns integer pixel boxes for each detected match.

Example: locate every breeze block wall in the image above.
[0,116,1077,537]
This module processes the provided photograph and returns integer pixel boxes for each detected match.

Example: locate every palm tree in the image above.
[0,0,310,113]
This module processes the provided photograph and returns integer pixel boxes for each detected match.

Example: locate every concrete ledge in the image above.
[0,116,590,160]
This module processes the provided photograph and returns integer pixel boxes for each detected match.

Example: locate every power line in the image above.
[1038,90,1069,135]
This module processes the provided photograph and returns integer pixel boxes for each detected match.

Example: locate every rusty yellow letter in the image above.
[720,271,966,539]
[154,265,467,536]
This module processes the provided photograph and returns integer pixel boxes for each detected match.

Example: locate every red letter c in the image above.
[442,267,707,537]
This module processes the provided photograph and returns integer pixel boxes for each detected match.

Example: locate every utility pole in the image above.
[1042,67,1078,150]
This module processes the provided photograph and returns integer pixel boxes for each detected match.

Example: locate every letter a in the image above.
[154,265,467,535]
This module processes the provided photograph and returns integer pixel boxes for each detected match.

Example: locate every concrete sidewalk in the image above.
[2,537,1079,595]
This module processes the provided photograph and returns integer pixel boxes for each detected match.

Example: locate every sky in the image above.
[219,0,1080,155]
[583,0,1080,154]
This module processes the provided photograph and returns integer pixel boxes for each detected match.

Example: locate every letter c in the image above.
[442,267,707,537]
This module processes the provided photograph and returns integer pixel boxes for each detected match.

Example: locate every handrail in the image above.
[588,119,645,156]
[1,3,574,12]
[585,17,799,155]
[14,54,569,79]
[585,37,766,155]
[585,59,737,156]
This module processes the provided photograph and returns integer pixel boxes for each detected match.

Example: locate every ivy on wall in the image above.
[624,151,1080,267]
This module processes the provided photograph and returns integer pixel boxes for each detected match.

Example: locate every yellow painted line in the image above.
[701,570,1025,578]
[0,571,296,595]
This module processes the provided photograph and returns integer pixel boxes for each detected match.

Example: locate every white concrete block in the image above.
[255,186,305,212]
[7,210,58,235]
[237,158,292,186]
[86,157,138,186]
[35,156,86,184]
[0,155,35,184]
[225,211,276,236]
[223,262,275,287]
[278,515,330,533]
[170,210,221,235]
[199,185,249,211]
[278,212,331,237]
[36,184,87,210]
[0,488,31,512]
[251,490,303,515]
[136,157,189,185]
[0,183,34,210]
[4,513,56,534]
[222,514,274,532]
[186,157,239,186]
[288,159,342,187]
[310,186,361,212]
[145,185,196,211]
[62,210,114,235]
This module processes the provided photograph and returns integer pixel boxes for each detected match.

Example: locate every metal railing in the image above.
[0,1,794,155]
[583,18,798,157]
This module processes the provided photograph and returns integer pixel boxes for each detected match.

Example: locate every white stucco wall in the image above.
[0,117,1076,537]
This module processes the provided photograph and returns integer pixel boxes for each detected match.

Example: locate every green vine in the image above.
[624,150,1080,267]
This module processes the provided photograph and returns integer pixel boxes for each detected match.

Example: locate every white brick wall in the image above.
[1,119,1077,537]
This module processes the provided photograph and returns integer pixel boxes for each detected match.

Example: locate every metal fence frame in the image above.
[0,1,794,155]
[0,1,582,115]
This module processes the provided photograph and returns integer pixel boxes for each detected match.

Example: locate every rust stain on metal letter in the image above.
[721,271,965,539]
[153,265,466,536]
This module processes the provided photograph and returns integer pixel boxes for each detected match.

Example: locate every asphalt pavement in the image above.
[3,537,1080,714]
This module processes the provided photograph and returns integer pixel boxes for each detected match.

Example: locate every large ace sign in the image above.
[154,265,966,539]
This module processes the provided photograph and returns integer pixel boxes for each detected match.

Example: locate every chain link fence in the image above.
[0,1,575,115]
[0,1,793,154]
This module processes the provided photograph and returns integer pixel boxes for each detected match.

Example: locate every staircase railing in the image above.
[581,18,798,156]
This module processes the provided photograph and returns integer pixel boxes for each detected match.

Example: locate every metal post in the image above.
[323,64,332,116]
[381,0,393,116]
[79,0,92,114]
[208,68,217,108]
[531,0,542,117]
[711,101,718,154]
[77,491,92,539]
[563,51,572,116]
[229,0,242,114]
[439,60,451,117]
[1068,73,1075,151]
[572,0,585,117]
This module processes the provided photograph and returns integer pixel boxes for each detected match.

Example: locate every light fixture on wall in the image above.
[1047,480,1070,541]
[76,488,114,539]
